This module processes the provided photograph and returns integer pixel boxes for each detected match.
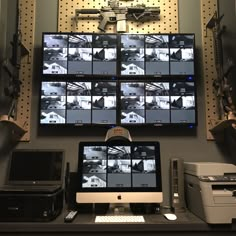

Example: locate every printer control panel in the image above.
[199,175,236,182]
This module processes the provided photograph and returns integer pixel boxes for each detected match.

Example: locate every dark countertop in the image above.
[0,209,236,234]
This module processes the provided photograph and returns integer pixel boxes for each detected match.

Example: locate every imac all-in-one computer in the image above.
[76,141,163,209]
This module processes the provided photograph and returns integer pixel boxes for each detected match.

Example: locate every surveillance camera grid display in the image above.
[40,81,117,125]
[145,35,170,75]
[43,34,68,75]
[120,34,145,76]
[81,144,157,188]
[169,81,195,123]
[118,33,194,76]
[42,33,195,77]
[120,81,196,124]
[120,82,145,124]
[169,34,195,75]
[92,34,117,75]
[42,33,118,76]
[145,83,170,114]
[40,79,196,126]
[40,81,67,124]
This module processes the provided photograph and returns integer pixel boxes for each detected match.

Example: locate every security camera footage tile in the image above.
[92,34,117,48]
[145,35,169,48]
[39,80,196,125]
[146,83,169,96]
[80,144,159,188]
[93,48,117,61]
[93,82,116,96]
[68,48,92,61]
[121,82,145,96]
[41,82,66,96]
[44,34,68,48]
[67,82,91,96]
[69,35,92,48]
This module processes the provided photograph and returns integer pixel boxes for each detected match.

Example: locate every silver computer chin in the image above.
[76,192,163,204]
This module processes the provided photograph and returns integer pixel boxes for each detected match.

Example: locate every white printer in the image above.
[184,162,236,224]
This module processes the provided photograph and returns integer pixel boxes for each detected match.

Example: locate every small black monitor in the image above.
[6,150,64,185]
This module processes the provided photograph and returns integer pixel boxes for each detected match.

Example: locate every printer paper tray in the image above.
[213,190,236,204]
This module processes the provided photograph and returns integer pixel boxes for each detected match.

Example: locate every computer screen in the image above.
[169,34,195,75]
[41,33,195,77]
[120,80,196,125]
[39,78,196,127]
[76,141,162,204]
[7,150,64,185]
[40,80,117,125]
[42,33,118,76]
[145,34,170,75]
[120,34,145,76]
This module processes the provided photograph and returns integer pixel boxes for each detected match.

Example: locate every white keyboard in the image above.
[95,215,145,223]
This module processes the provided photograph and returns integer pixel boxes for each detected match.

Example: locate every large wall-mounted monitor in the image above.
[41,33,195,77]
[120,80,196,125]
[39,78,197,127]
[40,32,196,128]
[40,80,117,125]
[43,33,118,76]
[76,141,162,204]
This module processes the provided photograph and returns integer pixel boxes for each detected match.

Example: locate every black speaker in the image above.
[130,203,160,214]
[169,157,186,212]
[94,203,110,214]
[65,171,77,210]
[64,162,70,206]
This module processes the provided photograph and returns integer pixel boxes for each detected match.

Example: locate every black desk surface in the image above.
[0,209,236,236]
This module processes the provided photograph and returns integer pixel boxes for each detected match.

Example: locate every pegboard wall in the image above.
[58,0,179,33]
[17,0,36,141]
[200,0,218,140]
[16,0,220,141]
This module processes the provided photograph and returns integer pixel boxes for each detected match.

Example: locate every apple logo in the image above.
[117,195,122,200]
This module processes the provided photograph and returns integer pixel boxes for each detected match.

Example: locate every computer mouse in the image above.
[163,213,177,221]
